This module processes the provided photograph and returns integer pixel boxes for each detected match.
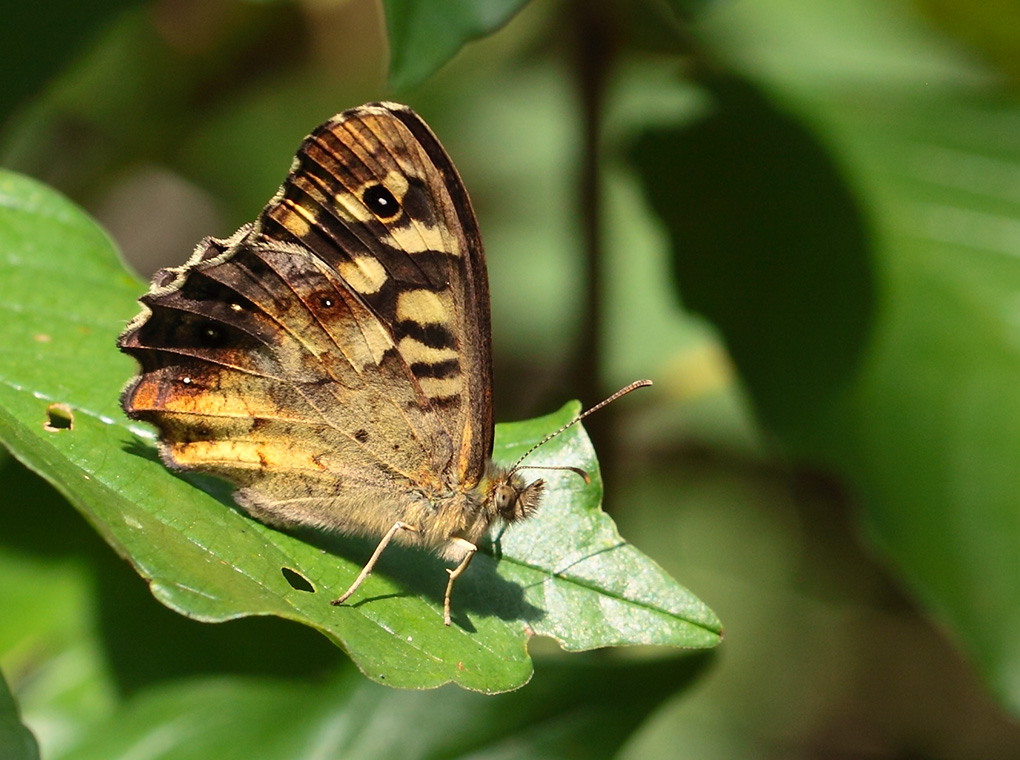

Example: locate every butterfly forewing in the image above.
[257,103,494,487]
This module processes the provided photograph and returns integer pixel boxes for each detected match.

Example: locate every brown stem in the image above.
[571,0,619,493]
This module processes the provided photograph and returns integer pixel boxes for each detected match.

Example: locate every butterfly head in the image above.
[484,381,655,526]
[488,470,545,524]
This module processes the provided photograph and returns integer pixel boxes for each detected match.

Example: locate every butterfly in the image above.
[118,101,649,625]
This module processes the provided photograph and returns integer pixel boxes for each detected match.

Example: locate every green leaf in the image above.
[0,169,720,694]
[629,0,1020,715]
[1,453,710,757]
[804,93,1020,717]
[0,671,38,760]
[629,76,875,426]
[383,0,531,91]
[58,655,710,760]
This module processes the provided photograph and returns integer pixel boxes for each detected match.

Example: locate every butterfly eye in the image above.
[363,184,400,219]
[492,482,521,521]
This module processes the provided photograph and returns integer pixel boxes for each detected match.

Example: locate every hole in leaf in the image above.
[44,403,74,432]
[282,567,314,592]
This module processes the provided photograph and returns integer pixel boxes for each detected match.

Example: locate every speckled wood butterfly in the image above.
[118,102,649,625]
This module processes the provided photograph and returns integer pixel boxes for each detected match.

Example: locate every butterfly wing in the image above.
[118,103,494,540]
[259,103,494,482]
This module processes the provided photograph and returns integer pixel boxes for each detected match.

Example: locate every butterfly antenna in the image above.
[509,379,653,475]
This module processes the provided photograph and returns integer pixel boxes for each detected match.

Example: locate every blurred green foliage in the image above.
[4,0,1020,757]
[1,672,38,760]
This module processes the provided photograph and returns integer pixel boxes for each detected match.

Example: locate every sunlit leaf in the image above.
[0,169,720,694]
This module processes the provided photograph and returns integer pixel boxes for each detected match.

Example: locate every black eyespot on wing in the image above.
[198,322,227,348]
[363,185,400,218]
[180,272,256,312]
[136,308,255,352]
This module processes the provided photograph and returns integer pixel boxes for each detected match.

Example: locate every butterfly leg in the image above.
[331,521,419,606]
[443,538,477,626]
